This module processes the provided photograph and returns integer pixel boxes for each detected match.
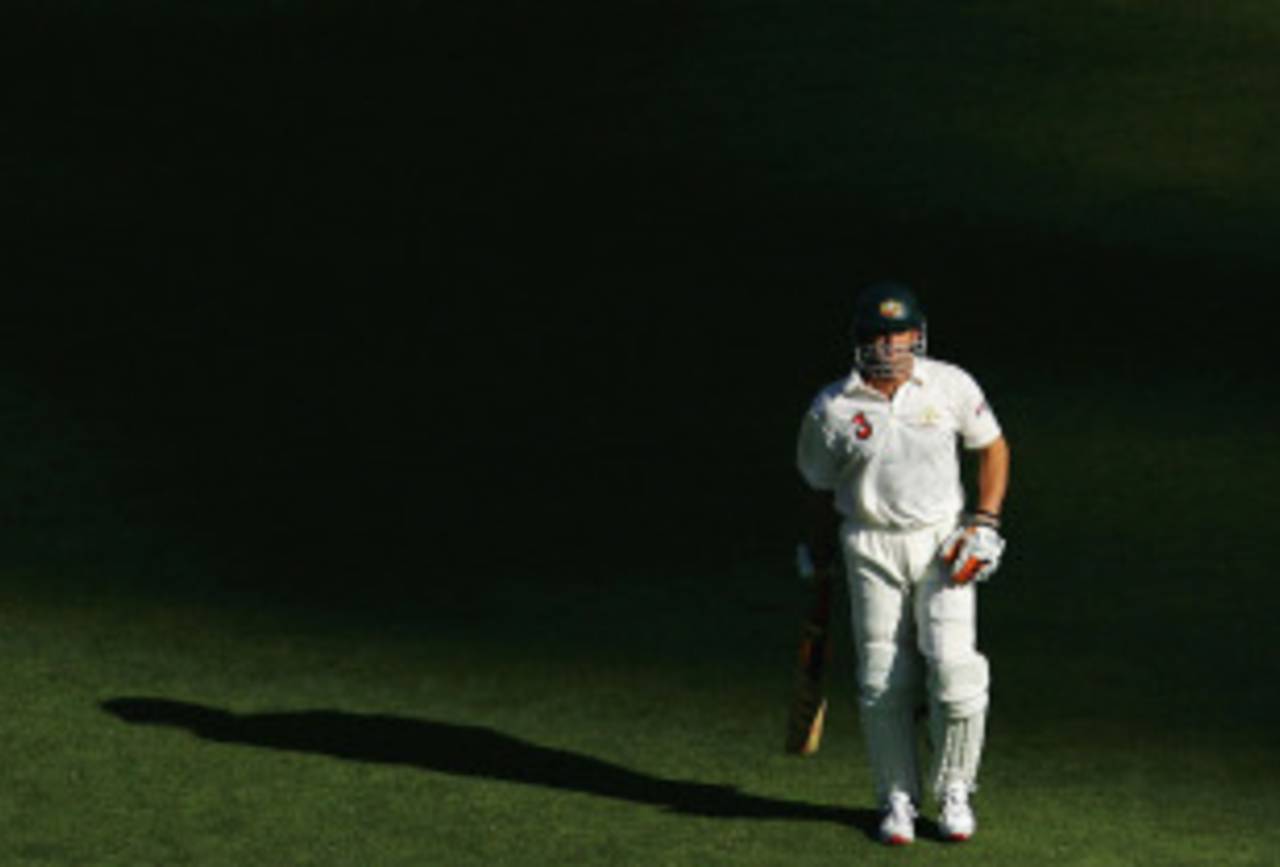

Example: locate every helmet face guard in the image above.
[853,327,927,380]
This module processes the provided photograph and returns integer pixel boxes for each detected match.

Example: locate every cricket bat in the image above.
[785,544,833,756]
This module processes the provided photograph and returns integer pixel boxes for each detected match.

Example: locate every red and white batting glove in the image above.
[940,518,1006,585]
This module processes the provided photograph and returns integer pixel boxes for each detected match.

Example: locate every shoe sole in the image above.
[882,835,913,846]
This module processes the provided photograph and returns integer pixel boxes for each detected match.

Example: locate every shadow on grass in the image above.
[101,697,876,831]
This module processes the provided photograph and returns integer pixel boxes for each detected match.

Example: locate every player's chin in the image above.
[865,359,913,382]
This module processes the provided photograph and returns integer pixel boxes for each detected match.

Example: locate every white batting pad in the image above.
[928,707,986,799]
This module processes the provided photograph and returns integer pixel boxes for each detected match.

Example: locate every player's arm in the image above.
[795,396,843,576]
[942,435,1010,584]
[972,435,1009,520]
[799,485,841,577]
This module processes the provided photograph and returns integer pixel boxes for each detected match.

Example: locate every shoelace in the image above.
[887,798,917,820]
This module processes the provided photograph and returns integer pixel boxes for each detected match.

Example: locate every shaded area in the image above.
[101,697,874,830]
[2,1,1276,614]
[4,2,714,585]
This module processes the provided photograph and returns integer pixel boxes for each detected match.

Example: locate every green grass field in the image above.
[3,518,1279,866]
[2,380,1277,865]
[5,0,1280,864]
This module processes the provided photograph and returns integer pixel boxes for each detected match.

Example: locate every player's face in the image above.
[863,329,920,381]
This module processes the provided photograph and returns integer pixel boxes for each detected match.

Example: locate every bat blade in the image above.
[785,626,829,754]
[785,577,832,756]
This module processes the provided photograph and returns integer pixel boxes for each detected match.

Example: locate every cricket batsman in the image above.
[795,281,1010,844]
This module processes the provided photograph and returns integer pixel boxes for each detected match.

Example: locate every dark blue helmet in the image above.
[852,281,927,340]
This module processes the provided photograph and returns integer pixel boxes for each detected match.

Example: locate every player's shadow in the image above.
[101,697,875,831]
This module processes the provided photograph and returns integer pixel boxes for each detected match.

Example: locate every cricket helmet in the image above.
[851,281,927,379]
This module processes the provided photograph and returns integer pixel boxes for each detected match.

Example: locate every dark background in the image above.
[5,2,1275,616]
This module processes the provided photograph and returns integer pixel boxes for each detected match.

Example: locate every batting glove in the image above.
[940,521,1006,584]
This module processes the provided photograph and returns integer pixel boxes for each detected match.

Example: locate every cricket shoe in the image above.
[937,782,976,842]
[878,791,917,846]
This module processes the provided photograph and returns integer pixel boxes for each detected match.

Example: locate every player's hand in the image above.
[940,523,1005,584]
[796,543,837,586]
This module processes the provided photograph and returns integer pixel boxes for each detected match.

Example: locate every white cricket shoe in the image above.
[938,782,976,842]
[878,791,916,846]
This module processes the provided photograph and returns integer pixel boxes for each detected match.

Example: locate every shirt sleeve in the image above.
[955,370,1002,450]
[796,397,841,491]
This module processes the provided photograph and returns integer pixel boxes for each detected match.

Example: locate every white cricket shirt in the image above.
[797,357,1002,530]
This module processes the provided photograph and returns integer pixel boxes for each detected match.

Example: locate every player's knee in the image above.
[858,641,919,710]
[928,653,989,719]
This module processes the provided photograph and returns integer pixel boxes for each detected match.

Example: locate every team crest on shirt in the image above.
[919,406,941,426]
[879,299,906,319]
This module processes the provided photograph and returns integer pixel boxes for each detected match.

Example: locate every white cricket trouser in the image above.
[841,520,989,804]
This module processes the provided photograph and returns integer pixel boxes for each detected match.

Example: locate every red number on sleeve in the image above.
[852,412,873,440]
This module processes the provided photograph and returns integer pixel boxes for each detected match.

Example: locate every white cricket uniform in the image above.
[797,356,1002,804]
